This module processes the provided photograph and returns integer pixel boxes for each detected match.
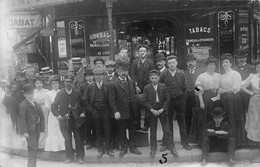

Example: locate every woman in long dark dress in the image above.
[189,57,221,147]
[218,53,247,148]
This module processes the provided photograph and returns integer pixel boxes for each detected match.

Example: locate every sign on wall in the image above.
[8,14,41,29]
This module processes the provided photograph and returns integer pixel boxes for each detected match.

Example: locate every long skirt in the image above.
[220,92,247,148]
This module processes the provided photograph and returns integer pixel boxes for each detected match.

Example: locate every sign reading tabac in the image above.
[8,14,41,29]
[9,0,83,11]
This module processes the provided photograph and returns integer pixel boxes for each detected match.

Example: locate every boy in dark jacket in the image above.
[19,84,45,167]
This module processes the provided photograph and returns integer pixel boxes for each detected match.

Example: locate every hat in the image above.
[49,75,60,83]
[40,67,53,74]
[64,75,74,82]
[117,61,130,70]
[138,44,148,50]
[58,62,69,69]
[211,107,225,117]
[84,68,93,75]
[149,69,160,76]
[185,53,196,60]
[94,57,105,65]
[105,60,116,67]
[22,84,34,94]
[71,57,82,64]
[155,53,166,62]
[92,67,106,75]
[166,55,177,63]
[205,57,218,65]
[33,73,44,82]
[235,49,248,58]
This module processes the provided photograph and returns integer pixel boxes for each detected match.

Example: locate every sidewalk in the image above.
[1,121,259,163]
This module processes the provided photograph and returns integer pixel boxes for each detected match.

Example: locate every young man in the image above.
[19,84,45,167]
[131,45,156,131]
[104,60,117,83]
[183,53,204,135]
[160,55,192,151]
[72,57,85,93]
[142,70,178,158]
[115,47,130,64]
[94,57,105,68]
[155,52,167,74]
[113,61,142,158]
[201,107,235,166]
[85,67,117,158]
[40,67,53,90]
[58,62,69,88]
[51,75,86,164]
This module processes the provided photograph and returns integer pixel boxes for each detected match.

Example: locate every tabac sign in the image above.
[8,14,41,29]
[8,0,83,11]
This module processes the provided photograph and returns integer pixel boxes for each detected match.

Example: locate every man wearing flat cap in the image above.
[85,67,117,158]
[233,49,255,120]
[51,75,86,164]
[94,57,105,68]
[113,61,142,158]
[201,107,235,166]
[184,53,204,137]
[104,60,117,83]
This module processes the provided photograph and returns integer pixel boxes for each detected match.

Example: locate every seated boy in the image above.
[201,107,235,166]
[142,69,178,158]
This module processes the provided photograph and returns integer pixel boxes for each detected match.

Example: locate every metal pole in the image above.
[102,0,117,60]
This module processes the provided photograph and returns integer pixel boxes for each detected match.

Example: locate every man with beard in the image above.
[51,75,86,164]
[184,53,204,136]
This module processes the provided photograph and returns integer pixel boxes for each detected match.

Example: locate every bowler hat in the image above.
[40,67,53,74]
[149,69,160,76]
[49,75,60,83]
[71,57,82,64]
[94,57,105,65]
[105,60,116,67]
[205,57,218,65]
[155,53,166,62]
[58,62,69,69]
[117,61,129,70]
[84,68,93,76]
[185,53,196,60]
[64,75,74,82]
[92,67,106,75]
[22,84,34,94]
[211,107,225,117]
[235,49,248,58]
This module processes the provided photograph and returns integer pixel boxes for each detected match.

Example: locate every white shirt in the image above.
[65,89,72,95]
[152,84,160,102]
[160,66,166,73]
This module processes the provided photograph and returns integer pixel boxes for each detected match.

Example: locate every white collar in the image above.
[65,89,72,95]
[160,66,166,73]
[96,80,103,85]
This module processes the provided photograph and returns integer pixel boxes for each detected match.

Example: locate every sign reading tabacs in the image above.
[8,14,41,29]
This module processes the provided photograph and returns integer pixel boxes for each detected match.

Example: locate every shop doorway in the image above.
[122,19,180,61]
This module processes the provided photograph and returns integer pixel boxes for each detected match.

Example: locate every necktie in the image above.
[155,87,160,102]
[98,82,102,89]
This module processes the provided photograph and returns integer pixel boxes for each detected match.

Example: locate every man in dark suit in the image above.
[143,70,178,158]
[19,84,45,167]
[104,60,117,83]
[51,75,86,164]
[184,53,204,135]
[233,49,255,114]
[58,62,69,89]
[113,61,142,158]
[40,67,53,90]
[160,55,192,151]
[155,52,167,74]
[85,67,117,158]
[131,45,156,131]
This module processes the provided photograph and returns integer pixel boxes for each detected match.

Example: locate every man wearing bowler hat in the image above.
[113,61,142,158]
[233,49,255,116]
[58,62,69,88]
[51,75,86,164]
[184,53,204,136]
[155,52,167,74]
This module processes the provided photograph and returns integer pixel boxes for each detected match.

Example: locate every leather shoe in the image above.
[77,158,84,164]
[119,150,127,158]
[97,151,105,159]
[228,159,235,167]
[142,126,149,131]
[201,159,207,166]
[64,159,73,164]
[86,144,92,150]
[130,148,142,155]
[107,150,115,158]
[183,144,192,150]
[170,149,179,157]
[150,150,156,159]
[160,145,167,152]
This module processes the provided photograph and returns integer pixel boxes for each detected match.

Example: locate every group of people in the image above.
[2,45,260,167]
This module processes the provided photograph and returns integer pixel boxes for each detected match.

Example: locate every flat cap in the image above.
[94,57,105,65]
[58,62,69,69]
[84,68,93,75]
[64,75,74,82]
[166,55,177,63]
[117,61,130,70]
[185,53,196,60]
[149,69,160,76]
[105,60,116,66]
[22,84,34,94]
[211,107,225,117]
[92,67,106,75]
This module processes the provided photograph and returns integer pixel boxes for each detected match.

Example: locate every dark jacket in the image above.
[184,67,205,92]
[51,89,86,128]
[160,68,189,96]
[131,58,156,92]
[19,99,45,135]
[112,77,138,119]
[204,121,233,138]
[233,63,255,80]
[142,83,170,114]
[85,82,117,118]
[103,73,118,84]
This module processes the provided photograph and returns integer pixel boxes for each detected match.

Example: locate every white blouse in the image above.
[220,69,242,94]
[242,73,260,93]
[195,72,221,90]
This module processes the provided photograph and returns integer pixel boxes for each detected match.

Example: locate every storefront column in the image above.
[102,0,117,60]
